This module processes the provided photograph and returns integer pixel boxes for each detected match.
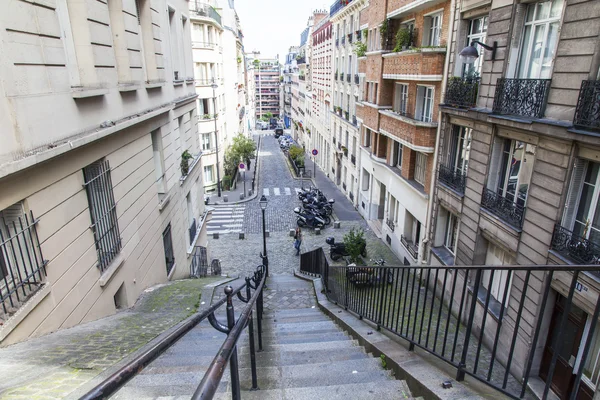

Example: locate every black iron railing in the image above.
[354,74,359,84]
[444,77,480,108]
[481,188,525,229]
[438,164,466,193]
[81,264,267,400]
[551,225,600,271]
[83,160,121,271]
[192,2,222,25]
[300,247,327,276]
[573,80,600,131]
[296,56,306,64]
[386,218,395,232]
[351,154,356,165]
[190,246,211,278]
[400,235,418,259]
[189,218,197,244]
[0,210,47,315]
[321,262,600,400]
[492,78,551,119]
[330,0,353,17]
[344,110,349,120]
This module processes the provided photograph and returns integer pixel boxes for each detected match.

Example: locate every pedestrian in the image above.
[294,227,302,256]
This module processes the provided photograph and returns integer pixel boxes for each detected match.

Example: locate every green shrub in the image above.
[222,175,232,191]
[343,228,366,264]
[393,28,412,52]
[354,41,367,57]
[288,145,304,160]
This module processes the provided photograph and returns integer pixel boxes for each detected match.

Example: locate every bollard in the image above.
[239,232,245,239]
[289,229,295,237]
[315,228,321,235]
[333,221,341,229]
[213,232,219,239]
[248,189,253,197]
[240,193,245,200]
[223,195,228,202]
[265,230,270,238]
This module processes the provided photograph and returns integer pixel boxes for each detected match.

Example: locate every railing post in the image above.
[256,271,264,352]
[224,286,241,400]
[376,267,387,331]
[245,278,259,390]
[457,268,482,381]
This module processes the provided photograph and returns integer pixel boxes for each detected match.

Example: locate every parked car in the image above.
[275,125,284,138]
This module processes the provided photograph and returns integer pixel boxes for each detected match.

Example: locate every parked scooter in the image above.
[302,204,331,225]
[326,236,367,261]
[302,198,334,216]
[294,207,325,229]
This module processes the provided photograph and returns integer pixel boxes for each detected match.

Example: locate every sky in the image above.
[234,0,331,63]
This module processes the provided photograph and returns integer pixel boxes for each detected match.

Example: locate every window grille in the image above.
[83,160,121,272]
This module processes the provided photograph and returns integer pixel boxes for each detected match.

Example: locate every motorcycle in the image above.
[326,236,366,261]
[303,204,331,225]
[294,207,325,229]
[346,258,393,286]
[302,198,334,216]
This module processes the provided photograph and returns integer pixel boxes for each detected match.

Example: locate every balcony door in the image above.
[517,0,563,79]
[488,138,536,207]
[563,159,600,245]
[446,125,471,175]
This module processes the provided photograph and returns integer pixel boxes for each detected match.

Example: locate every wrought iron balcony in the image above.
[444,77,479,108]
[354,74,359,84]
[438,165,466,193]
[351,154,356,165]
[573,80,600,131]
[192,2,222,25]
[344,110,349,120]
[352,115,357,126]
[386,218,395,232]
[401,235,418,259]
[330,0,353,17]
[492,78,551,119]
[356,30,361,41]
[551,225,600,270]
[481,188,525,229]
[348,33,353,43]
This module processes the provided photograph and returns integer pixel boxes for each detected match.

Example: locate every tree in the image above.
[232,134,256,170]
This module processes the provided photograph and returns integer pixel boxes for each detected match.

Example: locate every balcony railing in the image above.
[444,77,479,109]
[340,72,344,81]
[573,80,600,131]
[299,75,306,81]
[192,2,222,26]
[492,78,551,119]
[438,165,466,194]
[347,33,353,43]
[356,30,361,40]
[330,0,353,17]
[346,74,351,83]
[351,154,356,165]
[386,218,395,232]
[551,225,600,270]
[400,235,418,259]
[481,188,525,229]
[352,115,357,126]
[354,74,359,84]
[344,110,349,120]
[296,57,306,64]
[338,142,342,150]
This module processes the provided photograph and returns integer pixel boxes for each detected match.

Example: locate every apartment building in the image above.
[426,0,600,397]
[254,57,281,120]
[356,0,450,266]
[0,0,203,345]
[332,0,365,207]
[294,25,312,146]
[191,0,247,194]
[283,47,299,129]
[310,16,334,176]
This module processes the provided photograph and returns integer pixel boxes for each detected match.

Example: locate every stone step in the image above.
[237,338,360,355]
[268,313,332,323]
[259,325,343,338]
[212,380,416,400]
[261,319,339,332]
[237,346,370,368]
[261,331,350,345]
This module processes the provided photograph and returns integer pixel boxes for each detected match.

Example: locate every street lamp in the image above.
[459,40,497,64]
[212,79,222,197]
[259,194,269,276]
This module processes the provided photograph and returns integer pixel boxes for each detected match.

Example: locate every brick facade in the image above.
[358,104,381,131]
[379,113,436,148]
[382,51,446,77]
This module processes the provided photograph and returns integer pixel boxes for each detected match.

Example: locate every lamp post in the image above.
[259,194,269,276]
[459,40,498,64]
[212,79,222,197]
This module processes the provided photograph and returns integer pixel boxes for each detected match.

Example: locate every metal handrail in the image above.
[79,279,251,400]
[192,266,267,399]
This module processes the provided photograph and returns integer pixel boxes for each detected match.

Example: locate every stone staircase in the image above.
[113,275,419,399]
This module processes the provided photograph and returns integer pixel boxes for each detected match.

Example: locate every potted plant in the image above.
[237,56,242,64]
[394,28,412,52]
[203,114,211,119]
[180,150,194,176]
[380,19,390,47]
[354,41,367,57]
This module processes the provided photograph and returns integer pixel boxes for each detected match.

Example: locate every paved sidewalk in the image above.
[0,277,223,400]
[207,133,260,206]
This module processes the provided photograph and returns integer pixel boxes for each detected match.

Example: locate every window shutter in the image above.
[562,158,586,231]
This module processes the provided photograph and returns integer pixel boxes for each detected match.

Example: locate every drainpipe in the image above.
[423,0,456,266]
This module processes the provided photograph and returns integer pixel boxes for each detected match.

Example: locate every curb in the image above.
[66,276,238,400]
[310,278,491,400]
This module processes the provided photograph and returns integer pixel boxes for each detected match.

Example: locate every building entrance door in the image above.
[539,295,593,400]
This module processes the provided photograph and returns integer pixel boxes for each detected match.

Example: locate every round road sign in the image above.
[239,163,245,170]
[312,149,318,156]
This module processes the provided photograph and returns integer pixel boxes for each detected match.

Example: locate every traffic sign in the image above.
[312,149,318,156]
[239,163,245,170]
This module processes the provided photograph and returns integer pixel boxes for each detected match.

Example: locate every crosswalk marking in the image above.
[263,188,270,196]
[285,187,291,195]
[274,188,281,196]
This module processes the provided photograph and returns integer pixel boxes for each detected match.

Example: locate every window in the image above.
[393,83,408,115]
[201,133,213,151]
[204,165,214,183]
[364,128,371,147]
[416,86,434,122]
[488,138,536,207]
[404,211,422,248]
[415,152,427,186]
[517,0,563,79]
[151,130,167,193]
[424,12,442,46]
[563,160,600,244]
[362,168,370,191]
[391,141,402,168]
[483,243,515,307]
[446,125,472,175]
[444,213,458,254]
[162,224,175,275]
[83,160,121,271]
[168,8,181,80]
[582,316,600,391]
[463,16,488,78]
